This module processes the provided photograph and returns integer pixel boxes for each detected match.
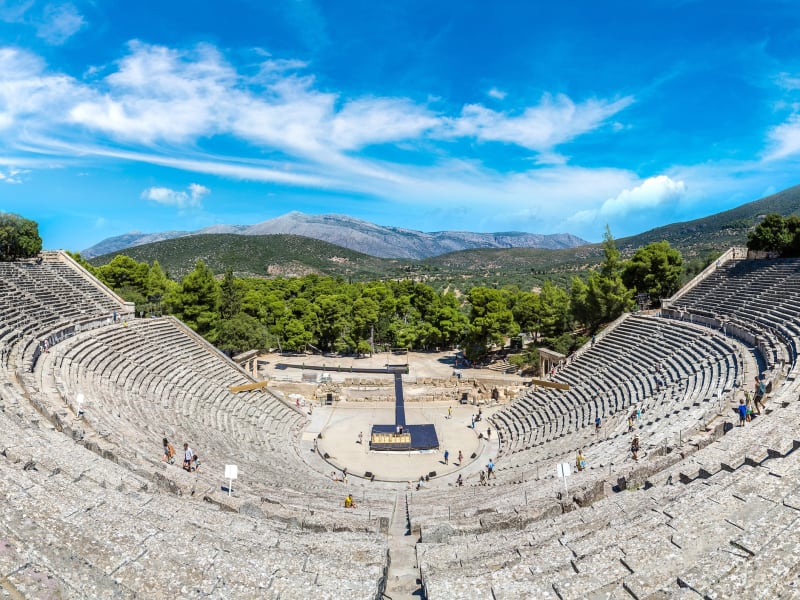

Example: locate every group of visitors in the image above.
[442,449,465,466]
[479,458,495,485]
[161,438,201,472]
[738,374,768,426]
[470,407,483,429]
[736,375,767,427]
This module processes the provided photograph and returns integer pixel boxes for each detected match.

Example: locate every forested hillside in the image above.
[80,231,683,368]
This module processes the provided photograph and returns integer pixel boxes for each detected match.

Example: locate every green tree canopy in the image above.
[0,212,42,261]
[465,287,519,359]
[748,213,791,254]
[571,227,634,332]
[211,313,271,354]
[171,260,220,335]
[622,240,683,303]
[747,213,800,257]
[147,260,170,297]
[96,255,149,291]
[537,280,571,339]
[219,269,243,320]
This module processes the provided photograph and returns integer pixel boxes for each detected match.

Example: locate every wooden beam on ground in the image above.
[530,378,570,391]
[229,380,270,393]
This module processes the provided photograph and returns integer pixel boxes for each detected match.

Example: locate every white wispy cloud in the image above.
[69,42,234,144]
[0,47,84,131]
[0,1,85,45]
[141,183,209,208]
[487,87,506,100]
[0,0,34,23]
[439,93,634,151]
[0,167,27,183]
[0,39,766,244]
[55,42,633,158]
[329,97,439,150]
[764,114,800,161]
[36,3,85,45]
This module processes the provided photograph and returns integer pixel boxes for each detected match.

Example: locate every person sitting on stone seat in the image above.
[344,494,356,508]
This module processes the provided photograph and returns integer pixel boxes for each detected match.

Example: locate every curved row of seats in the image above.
[489,314,740,465]
[0,253,392,598]
[416,408,800,598]
[415,256,800,598]
[5,251,800,598]
[32,316,395,528]
[668,257,800,372]
[0,382,387,599]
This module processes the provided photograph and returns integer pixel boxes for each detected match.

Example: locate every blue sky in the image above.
[2,1,800,252]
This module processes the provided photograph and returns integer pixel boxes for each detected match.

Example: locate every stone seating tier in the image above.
[0,385,389,599]
[489,315,740,464]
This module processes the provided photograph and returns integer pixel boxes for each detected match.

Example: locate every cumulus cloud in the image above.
[141,183,209,208]
[487,87,506,100]
[601,175,687,216]
[567,175,687,226]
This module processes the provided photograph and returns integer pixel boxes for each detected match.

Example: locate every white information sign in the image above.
[224,464,238,496]
[557,462,571,493]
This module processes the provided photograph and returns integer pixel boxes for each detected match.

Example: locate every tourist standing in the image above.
[162,438,175,464]
[575,449,586,471]
[183,442,194,470]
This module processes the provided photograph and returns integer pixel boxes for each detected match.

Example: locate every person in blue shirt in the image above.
[737,399,748,426]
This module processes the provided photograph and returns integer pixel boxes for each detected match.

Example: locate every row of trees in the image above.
[79,229,684,361]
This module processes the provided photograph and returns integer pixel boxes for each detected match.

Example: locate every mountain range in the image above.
[81,212,587,259]
[86,183,800,292]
